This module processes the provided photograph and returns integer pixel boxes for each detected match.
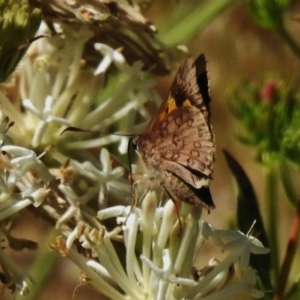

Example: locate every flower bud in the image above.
[260,78,278,103]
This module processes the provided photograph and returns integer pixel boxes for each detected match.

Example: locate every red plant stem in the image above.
[274,195,300,300]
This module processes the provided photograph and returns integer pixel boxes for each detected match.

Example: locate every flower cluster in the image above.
[0,21,156,295]
[51,192,268,300]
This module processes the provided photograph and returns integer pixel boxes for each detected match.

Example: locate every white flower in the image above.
[1,22,159,157]
[22,95,71,147]
[202,222,269,272]
[0,144,53,220]
[67,148,128,206]
[54,148,129,229]
[94,43,126,74]
[0,111,14,146]
[56,192,270,300]
[1,145,54,186]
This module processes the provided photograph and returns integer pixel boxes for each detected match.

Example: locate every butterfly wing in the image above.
[161,171,215,209]
[169,54,211,119]
[145,55,214,186]
[150,105,214,188]
[145,54,211,131]
[134,54,215,208]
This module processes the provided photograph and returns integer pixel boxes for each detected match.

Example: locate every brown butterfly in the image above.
[132,54,215,210]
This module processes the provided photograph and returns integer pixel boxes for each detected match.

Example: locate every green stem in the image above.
[265,161,279,283]
[15,229,60,300]
[274,195,300,300]
[277,24,300,61]
[159,0,235,45]
[279,157,297,206]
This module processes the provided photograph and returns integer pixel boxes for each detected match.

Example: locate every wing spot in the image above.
[175,115,182,126]
[197,124,208,134]
[162,128,169,136]
[172,134,180,145]
[171,153,180,160]
[187,117,194,127]
[182,114,189,123]
[193,141,201,148]
[190,150,199,157]
[161,120,168,129]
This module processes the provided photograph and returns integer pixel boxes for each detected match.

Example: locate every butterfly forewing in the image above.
[170,54,211,121]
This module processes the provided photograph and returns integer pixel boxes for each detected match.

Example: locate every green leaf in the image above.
[223,149,272,290]
[0,0,42,82]
[159,0,235,45]
[286,275,300,300]
[249,0,291,29]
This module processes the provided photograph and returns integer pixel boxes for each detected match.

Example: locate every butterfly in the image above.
[132,54,215,210]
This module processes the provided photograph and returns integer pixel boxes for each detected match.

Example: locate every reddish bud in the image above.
[261,79,278,103]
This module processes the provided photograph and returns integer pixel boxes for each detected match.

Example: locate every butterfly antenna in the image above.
[60,126,136,138]
[127,137,138,218]
[128,137,134,187]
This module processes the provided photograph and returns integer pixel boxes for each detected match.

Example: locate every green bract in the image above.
[0,0,41,83]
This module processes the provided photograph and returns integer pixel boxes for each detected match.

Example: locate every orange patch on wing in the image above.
[158,97,192,121]
[158,97,177,120]
[183,99,192,107]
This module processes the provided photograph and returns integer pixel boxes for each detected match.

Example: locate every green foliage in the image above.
[286,276,300,300]
[249,0,291,29]
[227,7,300,291]
[229,77,300,168]
[228,73,300,299]
[249,0,300,60]
[0,0,42,82]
